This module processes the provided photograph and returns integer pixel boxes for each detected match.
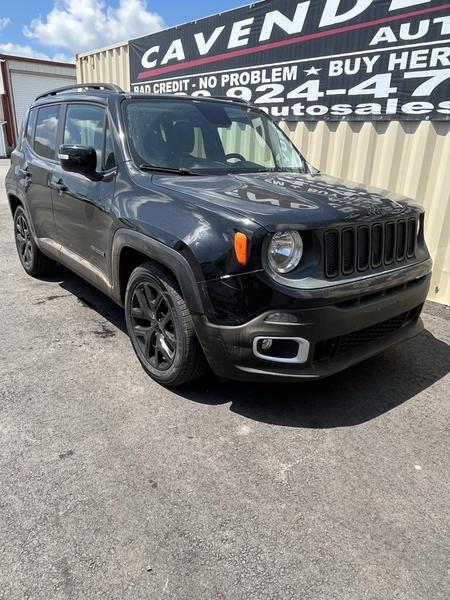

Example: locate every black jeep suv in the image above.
[6,83,432,386]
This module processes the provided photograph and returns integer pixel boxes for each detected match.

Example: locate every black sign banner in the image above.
[129,0,450,121]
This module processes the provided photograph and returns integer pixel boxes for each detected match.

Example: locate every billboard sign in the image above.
[129,0,450,121]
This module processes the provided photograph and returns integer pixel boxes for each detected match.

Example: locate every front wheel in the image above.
[13,206,55,276]
[125,262,205,387]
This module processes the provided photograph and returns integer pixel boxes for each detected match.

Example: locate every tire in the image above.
[13,206,55,277]
[125,262,206,387]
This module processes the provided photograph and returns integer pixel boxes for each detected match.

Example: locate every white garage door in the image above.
[11,72,75,134]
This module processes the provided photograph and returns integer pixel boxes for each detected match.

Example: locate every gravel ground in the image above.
[0,159,449,600]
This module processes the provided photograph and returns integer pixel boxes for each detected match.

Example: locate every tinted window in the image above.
[64,104,105,171]
[124,99,305,174]
[218,118,276,169]
[104,120,116,170]
[26,110,37,146]
[34,105,60,159]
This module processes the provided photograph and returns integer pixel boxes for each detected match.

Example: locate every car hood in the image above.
[152,171,421,231]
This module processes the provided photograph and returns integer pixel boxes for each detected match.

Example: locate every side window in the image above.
[103,120,116,170]
[63,104,105,172]
[34,105,60,160]
[26,109,37,146]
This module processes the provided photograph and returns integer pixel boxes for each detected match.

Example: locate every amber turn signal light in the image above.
[234,232,248,265]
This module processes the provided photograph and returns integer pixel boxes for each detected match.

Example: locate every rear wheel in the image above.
[14,206,55,276]
[125,262,205,387]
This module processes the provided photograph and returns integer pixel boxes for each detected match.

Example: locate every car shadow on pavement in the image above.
[180,330,450,428]
[46,265,128,334]
[51,267,449,429]
[178,330,450,428]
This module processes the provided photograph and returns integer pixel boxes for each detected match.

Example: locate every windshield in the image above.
[123,98,305,175]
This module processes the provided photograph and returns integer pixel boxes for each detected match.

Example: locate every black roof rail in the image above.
[35,82,124,101]
[211,95,250,105]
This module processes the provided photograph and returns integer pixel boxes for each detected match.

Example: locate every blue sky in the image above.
[0,0,247,62]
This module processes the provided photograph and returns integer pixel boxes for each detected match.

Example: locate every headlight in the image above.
[268,230,303,274]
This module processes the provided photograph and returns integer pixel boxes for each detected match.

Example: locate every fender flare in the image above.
[111,229,205,315]
[6,186,40,243]
[6,177,28,212]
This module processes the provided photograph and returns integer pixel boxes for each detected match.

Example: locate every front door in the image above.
[51,103,116,278]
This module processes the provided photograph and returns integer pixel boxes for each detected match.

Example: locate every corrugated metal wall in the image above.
[77,43,130,92]
[77,43,450,305]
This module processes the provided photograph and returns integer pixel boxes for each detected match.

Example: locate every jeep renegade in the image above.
[6,83,432,386]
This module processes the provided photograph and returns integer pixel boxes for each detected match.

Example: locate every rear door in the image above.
[51,102,116,274]
[22,104,61,244]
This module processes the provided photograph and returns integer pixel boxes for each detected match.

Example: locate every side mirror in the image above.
[58,144,99,179]
[306,162,320,176]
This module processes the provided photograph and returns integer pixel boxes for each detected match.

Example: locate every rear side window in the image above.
[63,103,105,171]
[26,110,37,146]
[34,105,60,160]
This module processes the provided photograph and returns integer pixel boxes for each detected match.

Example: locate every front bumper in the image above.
[194,271,431,382]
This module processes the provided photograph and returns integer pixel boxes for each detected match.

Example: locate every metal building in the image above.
[0,54,76,156]
[76,41,450,306]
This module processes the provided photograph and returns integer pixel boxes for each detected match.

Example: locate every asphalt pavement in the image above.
[0,159,449,600]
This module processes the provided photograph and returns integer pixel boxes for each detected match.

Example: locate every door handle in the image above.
[50,178,68,193]
[19,167,31,178]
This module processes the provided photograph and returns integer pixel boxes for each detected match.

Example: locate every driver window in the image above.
[63,104,106,172]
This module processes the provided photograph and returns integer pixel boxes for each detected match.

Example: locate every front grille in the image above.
[324,231,339,278]
[384,222,395,264]
[342,228,356,274]
[324,218,418,279]
[358,226,370,270]
[314,304,423,362]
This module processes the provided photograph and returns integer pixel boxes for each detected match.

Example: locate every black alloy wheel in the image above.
[15,212,33,269]
[130,280,177,372]
[125,262,205,386]
[13,206,55,276]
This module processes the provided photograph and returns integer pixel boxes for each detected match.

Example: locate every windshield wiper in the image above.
[139,163,198,176]
[230,167,305,175]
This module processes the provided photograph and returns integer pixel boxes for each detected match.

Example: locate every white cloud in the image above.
[0,42,49,59]
[0,17,11,31]
[0,42,74,63]
[52,52,75,63]
[23,0,164,53]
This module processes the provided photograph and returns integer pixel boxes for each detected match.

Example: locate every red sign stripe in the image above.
[136,3,450,81]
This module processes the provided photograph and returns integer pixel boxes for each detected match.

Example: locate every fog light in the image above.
[253,336,310,364]
[261,338,273,351]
